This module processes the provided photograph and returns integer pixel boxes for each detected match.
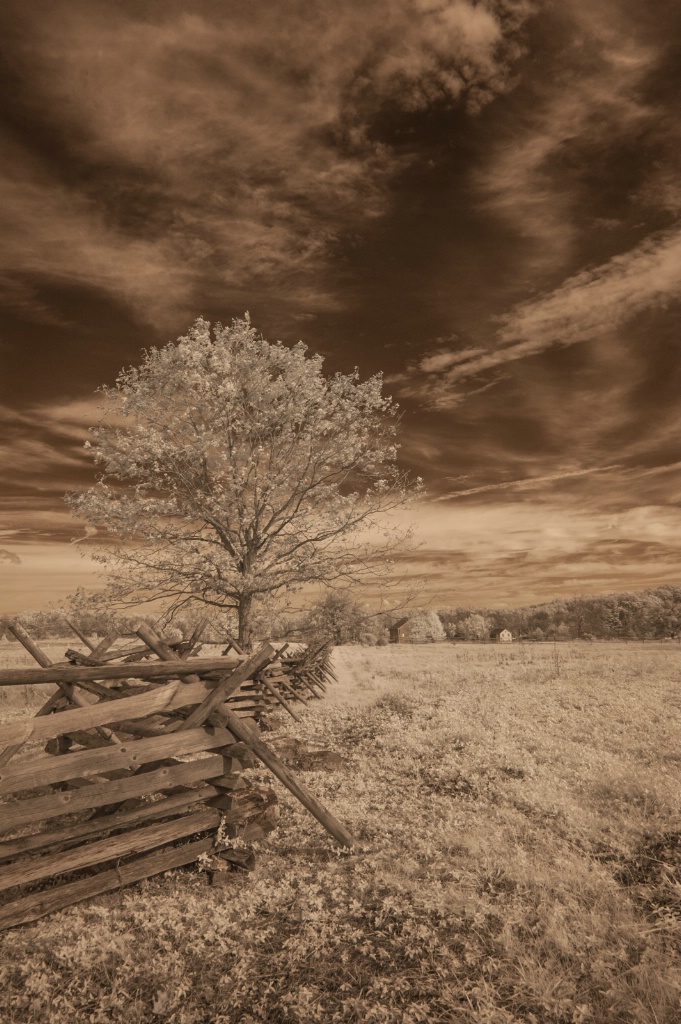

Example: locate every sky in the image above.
[2,0,681,614]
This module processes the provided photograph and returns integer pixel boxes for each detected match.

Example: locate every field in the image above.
[1,642,680,1023]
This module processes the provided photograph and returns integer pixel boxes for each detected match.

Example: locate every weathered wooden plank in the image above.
[0,786,223,860]
[271,673,309,704]
[89,630,120,659]
[95,644,156,662]
[6,622,56,671]
[182,617,209,658]
[255,674,302,722]
[0,654,242,687]
[0,727,233,796]
[223,633,245,655]
[0,754,228,833]
[65,649,105,667]
[66,620,96,651]
[0,836,216,931]
[320,657,338,682]
[215,709,355,848]
[134,625,178,662]
[309,668,328,690]
[3,623,122,755]
[207,785,276,817]
[138,632,276,732]
[295,674,322,698]
[0,677,223,749]
[103,718,171,738]
[46,730,109,753]
[0,690,66,770]
[0,808,220,893]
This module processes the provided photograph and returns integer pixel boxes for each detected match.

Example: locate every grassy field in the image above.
[0,642,680,1023]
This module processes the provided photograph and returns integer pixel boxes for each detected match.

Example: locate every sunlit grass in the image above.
[1,642,680,1023]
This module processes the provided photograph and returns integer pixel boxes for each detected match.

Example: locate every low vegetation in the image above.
[1,643,680,1023]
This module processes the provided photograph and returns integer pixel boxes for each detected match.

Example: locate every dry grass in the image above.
[1,642,680,1023]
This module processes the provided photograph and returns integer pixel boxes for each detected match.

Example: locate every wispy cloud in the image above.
[1,167,196,328]
[385,499,681,606]
[0,398,103,493]
[0,549,21,565]
[494,227,681,354]
[418,346,487,373]
[435,463,622,500]
[473,0,655,274]
[400,223,681,407]
[393,0,681,409]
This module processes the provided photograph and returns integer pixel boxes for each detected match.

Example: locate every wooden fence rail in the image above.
[0,625,350,931]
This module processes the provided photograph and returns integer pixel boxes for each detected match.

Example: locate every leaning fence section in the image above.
[0,622,347,931]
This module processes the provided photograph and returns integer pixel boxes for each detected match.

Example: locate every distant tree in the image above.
[429,585,681,643]
[303,591,381,646]
[67,316,421,647]
[437,609,460,639]
[460,613,491,641]
[408,609,446,642]
[7,609,70,640]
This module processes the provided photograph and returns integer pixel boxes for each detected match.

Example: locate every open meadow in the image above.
[1,642,680,1024]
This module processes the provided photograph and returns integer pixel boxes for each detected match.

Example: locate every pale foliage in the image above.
[303,591,385,646]
[459,612,491,640]
[407,609,446,642]
[67,316,420,642]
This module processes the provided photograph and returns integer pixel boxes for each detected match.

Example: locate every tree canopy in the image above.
[67,316,420,643]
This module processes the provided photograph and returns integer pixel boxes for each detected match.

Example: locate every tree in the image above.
[436,608,459,639]
[460,613,490,641]
[408,609,446,642]
[303,591,382,647]
[67,316,420,646]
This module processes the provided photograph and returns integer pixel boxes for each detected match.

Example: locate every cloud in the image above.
[418,346,486,372]
[473,0,655,275]
[398,222,681,408]
[434,463,622,500]
[382,500,681,606]
[1,161,196,328]
[0,398,104,484]
[0,0,533,326]
[494,227,681,354]
[0,549,21,565]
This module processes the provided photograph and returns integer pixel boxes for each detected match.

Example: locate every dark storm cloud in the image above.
[0,0,532,331]
[396,0,681,409]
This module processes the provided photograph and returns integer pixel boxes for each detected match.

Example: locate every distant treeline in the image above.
[436,584,681,642]
[2,584,681,645]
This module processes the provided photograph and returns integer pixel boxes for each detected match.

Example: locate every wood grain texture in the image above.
[0,808,220,892]
[0,786,222,860]
[0,754,228,832]
[0,836,216,931]
[0,655,242,687]
[0,728,233,796]
[0,678,218,749]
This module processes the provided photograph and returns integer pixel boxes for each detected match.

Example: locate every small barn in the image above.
[389,617,410,643]
[491,628,513,643]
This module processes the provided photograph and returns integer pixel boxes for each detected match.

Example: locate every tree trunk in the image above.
[238,594,253,651]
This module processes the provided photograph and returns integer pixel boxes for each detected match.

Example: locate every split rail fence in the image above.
[0,622,349,931]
